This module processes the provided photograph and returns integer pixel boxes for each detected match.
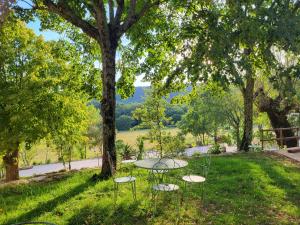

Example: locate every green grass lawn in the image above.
[1,153,300,225]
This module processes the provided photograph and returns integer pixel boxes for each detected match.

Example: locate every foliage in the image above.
[120,144,135,160]
[1,153,300,224]
[115,140,135,160]
[288,113,300,127]
[133,87,171,157]
[163,132,186,156]
[136,136,145,160]
[125,0,300,151]
[13,0,182,177]
[85,107,103,150]
[0,18,97,177]
[19,142,36,167]
[116,115,135,131]
[208,143,221,155]
[178,84,227,144]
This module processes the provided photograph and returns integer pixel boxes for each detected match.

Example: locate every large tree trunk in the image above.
[100,45,117,178]
[3,143,20,182]
[239,76,255,151]
[255,88,297,148]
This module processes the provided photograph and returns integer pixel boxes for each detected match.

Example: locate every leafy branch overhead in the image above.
[15,0,162,45]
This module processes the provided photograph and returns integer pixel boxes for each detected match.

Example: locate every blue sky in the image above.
[26,19,149,87]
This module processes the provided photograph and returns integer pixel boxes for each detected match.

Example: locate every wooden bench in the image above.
[287,147,300,153]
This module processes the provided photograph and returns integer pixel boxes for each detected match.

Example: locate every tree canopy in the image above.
[0,18,95,181]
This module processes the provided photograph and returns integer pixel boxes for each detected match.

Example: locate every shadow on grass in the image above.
[259,162,300,210]
[5,179,96,225]
[188,155,296,225]
[67,202,148,225]
[0,172,80,213]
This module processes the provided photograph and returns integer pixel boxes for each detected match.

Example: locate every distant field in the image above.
[20,128,195,166]
[116,127,194,149]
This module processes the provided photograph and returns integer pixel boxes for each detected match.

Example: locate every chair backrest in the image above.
[150,160,169,184]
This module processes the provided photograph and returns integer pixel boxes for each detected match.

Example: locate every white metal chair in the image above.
[149,159,180,218]
[182,153,211,202]
[107,152,137,206]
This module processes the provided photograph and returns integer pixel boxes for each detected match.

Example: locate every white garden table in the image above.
[134,158,188,170]
[121,159,137,164]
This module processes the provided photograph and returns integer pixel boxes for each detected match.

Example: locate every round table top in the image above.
[134,158,188,170]
[121,159,137,164]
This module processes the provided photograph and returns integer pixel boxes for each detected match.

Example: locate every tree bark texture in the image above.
[100,45,117,178]
[239,76,255,151]
[3,144,19,182]
[255,88,297,148]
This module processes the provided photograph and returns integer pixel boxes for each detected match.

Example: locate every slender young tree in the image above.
[133,87,171,157]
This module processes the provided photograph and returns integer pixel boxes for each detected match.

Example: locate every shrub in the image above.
[136,136,145,160]
[120,144,135,160]
[208,143,221,154]
[192,152,202,158]
[116,115,135,131]
[116,140,135,160]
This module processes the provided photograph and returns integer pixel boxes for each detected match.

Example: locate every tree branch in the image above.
[118,0,161,36]
[114,0,124,26]
[92,0,110,47]
[294,0,300,13]
[108,0,114,23]
[41,0,99,42]
[113,0,124,26]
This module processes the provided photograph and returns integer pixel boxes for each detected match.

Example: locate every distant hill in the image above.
[117,86,192,104]
[116,86,149,104]
[90,86,191,107]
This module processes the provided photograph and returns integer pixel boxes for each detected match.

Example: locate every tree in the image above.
[178,84,227,145]
[0,19,92,181]
[85,106,103,158]
[255,49,300,147]
[178,83,243,148]
[116,115,134,131]
[126,1,300,151]
[133,87,171,157]
[13,0,174,178]
[0,0,14,25]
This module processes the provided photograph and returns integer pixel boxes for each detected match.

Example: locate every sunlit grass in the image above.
[1,153,300,225]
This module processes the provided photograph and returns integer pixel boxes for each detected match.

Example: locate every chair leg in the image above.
[131,181,137,201]
[201,182,205,206]
[114,182,118,208]
[176,191,181,223]
[151,191,157,217]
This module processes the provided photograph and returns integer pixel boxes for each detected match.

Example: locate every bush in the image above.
[163,132,186,156]
[116,140,135,160]
[192,152,202,158]
[208,143,221,154]
[116,115,135,131]
[120,144,135,160]
[217,134,233,145]
[136,136,145,160]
